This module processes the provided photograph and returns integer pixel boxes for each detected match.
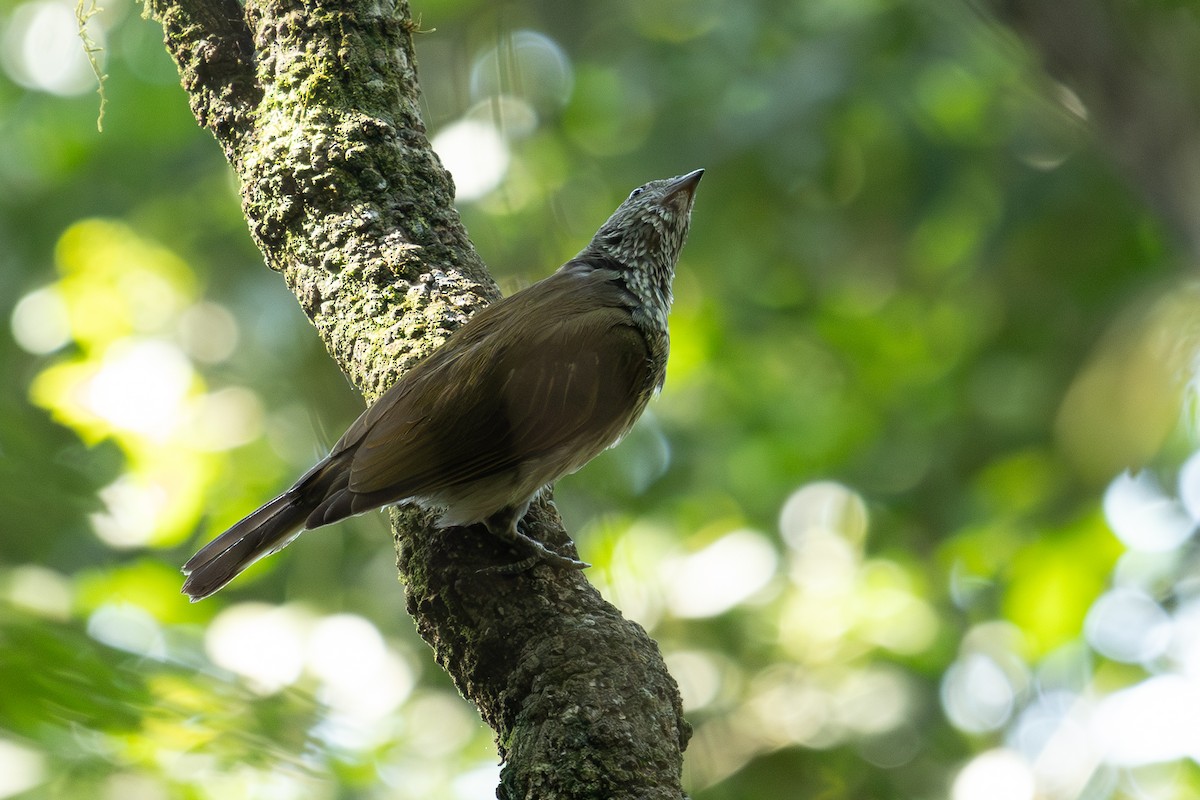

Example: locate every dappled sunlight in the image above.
[469,30,573,114]
[1104,471,1193,553]
[87,602,167,659]
[205,603,310,695]
[431,29,575,203]
[85,339,195,441]
[0,592,439,799]
[686,662,920,790]
[663,649,728,713]
[90,602,432,797]
[938,428,1200,797]
[202,603,420,755]
[9,285,71,354]
[1056,292,1199,483]
[89,462,210,549]
[0,738,45,800]
[16,220,269,549]
[431,119,511,202]
[953,748,1036,800]
[30,340,195,445]
[656,480,936,790]
[307,613,416,738]
[590,518,676,629]
[378,754,500,800]
[1084,587,1172,664]
[664,529,778,618]
[780,481,938,662]
[942,622,1029,735]
[182,766,329,800]
[0,0,104,96]
[1092,676,1200,766]
[2,565,73,620]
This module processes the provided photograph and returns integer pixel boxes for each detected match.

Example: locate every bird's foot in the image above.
[477,512,590,575]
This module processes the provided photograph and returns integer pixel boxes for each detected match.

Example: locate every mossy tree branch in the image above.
[142,0,690,796]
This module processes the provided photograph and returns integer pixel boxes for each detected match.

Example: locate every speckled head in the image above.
[581,169,703,325]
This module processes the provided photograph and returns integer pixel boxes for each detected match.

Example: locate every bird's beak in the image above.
[664,168,704,203]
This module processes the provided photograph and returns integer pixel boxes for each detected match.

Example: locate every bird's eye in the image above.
[628,186,646,200]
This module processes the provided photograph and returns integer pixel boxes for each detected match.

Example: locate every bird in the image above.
[181,168,703,601]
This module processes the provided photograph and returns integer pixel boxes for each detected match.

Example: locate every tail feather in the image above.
[181,492,312,602]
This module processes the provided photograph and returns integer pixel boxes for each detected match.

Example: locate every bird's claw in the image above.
[478,528,590,575]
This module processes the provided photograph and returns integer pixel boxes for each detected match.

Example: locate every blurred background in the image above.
[4,0,1200,797]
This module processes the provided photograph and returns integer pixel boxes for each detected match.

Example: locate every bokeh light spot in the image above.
[1177,448,1200,520]
[663,650,723,712]
[780,481,869,550]
[1092,675,1200,766]
[470,30,573,112]
[3,566,72,620]
[0,738,45,799]
[451,762,503,800]
[404,693,480,758]
[90,474,170,548]
[206,604,309,694]
[1011,691,1097,797]
[857,561,939,654]
[1,0,103,96]
[665,530,777,618]
[307,614,415,723]
[834,666,911,735]
[431,119,510,201]
[1103,471,1192,553]
[185,386,264,452]
[10,286,71,354]
[942,653,1016,734]
[745,669,833,748]
[1084,588,1172,664]
[176,302,239,364]
[465,95,539,140]
[87,603,166,658]
[85,339,195,440]
[952,748,1035,800]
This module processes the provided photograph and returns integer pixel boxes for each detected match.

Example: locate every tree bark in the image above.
[143,0,690,796]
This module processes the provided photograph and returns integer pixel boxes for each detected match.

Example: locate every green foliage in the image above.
[3,0,1200,798]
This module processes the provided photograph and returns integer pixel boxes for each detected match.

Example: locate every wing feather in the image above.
[343,267,652,499]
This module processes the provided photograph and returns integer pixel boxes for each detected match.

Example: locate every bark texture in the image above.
[144,0,690,796]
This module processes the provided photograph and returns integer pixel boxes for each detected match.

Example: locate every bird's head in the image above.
[581,168,703,321]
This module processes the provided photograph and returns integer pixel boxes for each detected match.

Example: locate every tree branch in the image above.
[144,0,690,795]
[147,0,259,147]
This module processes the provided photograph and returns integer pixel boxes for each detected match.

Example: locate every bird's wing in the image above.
[344,268,651,498]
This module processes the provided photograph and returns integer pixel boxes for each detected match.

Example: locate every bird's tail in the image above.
[181,491,313,602]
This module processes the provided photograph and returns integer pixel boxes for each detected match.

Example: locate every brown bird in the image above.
[182,169,703,601]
